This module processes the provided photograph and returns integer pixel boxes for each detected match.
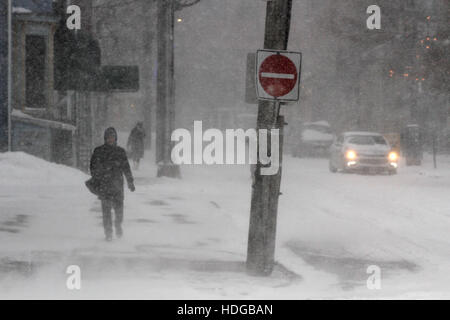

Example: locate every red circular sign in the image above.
[258,54,298,97]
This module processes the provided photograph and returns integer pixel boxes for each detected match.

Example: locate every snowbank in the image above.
[0,152,87,186]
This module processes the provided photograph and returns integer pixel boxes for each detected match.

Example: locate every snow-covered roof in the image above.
[343,131,382,137]
[12,109,76,132]
[305,120,330,127]
[13,0,53,14]
[13,7,32,13]
[302,129,334,142]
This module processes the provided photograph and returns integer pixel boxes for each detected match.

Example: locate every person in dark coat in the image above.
[90,127,135,241]
[127,122,146,170]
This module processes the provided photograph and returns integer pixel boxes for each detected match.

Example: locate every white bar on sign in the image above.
[260,72,295,79]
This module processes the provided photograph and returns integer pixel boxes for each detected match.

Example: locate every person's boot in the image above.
[105,234,113,242]
[115,226,123,239]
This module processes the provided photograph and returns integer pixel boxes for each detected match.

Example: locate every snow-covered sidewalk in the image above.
[0,151,296,299]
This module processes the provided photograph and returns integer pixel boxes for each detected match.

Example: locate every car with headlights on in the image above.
[329,132,398,174]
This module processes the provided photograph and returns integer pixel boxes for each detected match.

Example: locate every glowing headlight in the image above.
[345,150,357,160]
[388,151,398,162]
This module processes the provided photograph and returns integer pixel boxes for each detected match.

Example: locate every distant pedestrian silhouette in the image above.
[127,122,146,170]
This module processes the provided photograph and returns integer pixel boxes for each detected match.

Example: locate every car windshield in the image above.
[347,135,387,145]
[372,136,387,145]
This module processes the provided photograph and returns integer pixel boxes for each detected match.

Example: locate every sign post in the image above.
[247,0,297,276]
[245,53,257,104]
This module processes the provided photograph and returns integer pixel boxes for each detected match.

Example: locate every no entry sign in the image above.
[256,49,302,101]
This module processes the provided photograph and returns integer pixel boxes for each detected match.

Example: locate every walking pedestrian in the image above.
[127,122,146,170]
[89,127,135,241]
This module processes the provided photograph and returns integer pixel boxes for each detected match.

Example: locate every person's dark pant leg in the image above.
[112,198,124,236]
[101,199,113,237]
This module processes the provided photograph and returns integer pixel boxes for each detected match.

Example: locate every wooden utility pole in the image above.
[0,1,7,151]
[155,0,202,177]
[156,0,180,178]
[143,0,153,150]
[0,0,11,152]
[247,0,292,276]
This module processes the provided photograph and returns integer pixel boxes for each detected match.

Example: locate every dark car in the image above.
[294,121,335,158]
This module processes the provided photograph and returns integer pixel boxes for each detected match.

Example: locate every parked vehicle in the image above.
[329,131,398,174]
[294,121,335,158]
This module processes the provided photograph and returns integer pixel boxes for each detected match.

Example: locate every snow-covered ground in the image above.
[1,149,450,299]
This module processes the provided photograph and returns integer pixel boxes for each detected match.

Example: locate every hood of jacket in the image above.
[104,127,118,145]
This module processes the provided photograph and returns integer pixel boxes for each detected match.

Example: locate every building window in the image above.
[25,35,46,108]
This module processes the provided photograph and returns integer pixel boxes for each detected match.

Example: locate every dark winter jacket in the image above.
[127,125,145,160]
[89,128,134,201]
